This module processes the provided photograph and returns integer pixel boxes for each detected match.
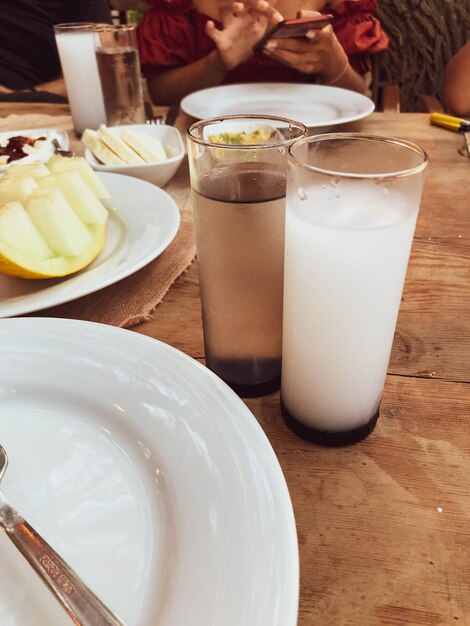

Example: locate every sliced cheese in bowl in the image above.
[96,125,145,165]
[82,129,125,166]
[83,124,170,165]
[120,129,168,162]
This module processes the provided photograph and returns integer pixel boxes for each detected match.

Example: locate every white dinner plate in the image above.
[0,127,69,172]
[0,172,180,318]
[0,318,299,626]
[181,82,375,128]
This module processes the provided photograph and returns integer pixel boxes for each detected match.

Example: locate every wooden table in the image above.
[1,105,469,625]
[143,111,470,626]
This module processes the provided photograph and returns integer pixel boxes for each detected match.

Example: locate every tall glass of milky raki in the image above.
[281,134,427,445]
[187,115,307,397]
[54,23,107,135]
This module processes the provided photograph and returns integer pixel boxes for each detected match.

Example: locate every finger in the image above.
[245,0,275,9]
[296,9,333,36]
[245,0,283,21]
[219,1,245,19]
[231,1,246,15]
[205,19,216,34]
[247,8,283,22]
[263,47,319,73]
[205,20,223,45]
[296,9,322,18]
[264,37,316,53]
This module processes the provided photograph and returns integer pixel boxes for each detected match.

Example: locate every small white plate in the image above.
[0,318,299,626]
[0,127,69,172]
[181,82,375,128]
[0,172,180,318]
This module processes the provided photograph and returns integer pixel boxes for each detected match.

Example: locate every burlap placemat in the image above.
[0,113,196,328]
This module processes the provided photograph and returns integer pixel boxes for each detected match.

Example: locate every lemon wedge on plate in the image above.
[0,156,109,280]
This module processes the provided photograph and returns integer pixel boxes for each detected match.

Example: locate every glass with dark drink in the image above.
[187,116,307,397]
[94,24,145,126]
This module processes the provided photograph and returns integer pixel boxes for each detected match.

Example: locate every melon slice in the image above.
[0,156,110,280]
[26,188,91,256]
[0,176,38,205]
[38,172,108,225]
[0,223,106,279]
[0,201,53,261]
[47,155,109,200]
[5,163,51,179]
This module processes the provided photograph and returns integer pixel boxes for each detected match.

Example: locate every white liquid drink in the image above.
[55,28,107,135]
[281,179,420,443]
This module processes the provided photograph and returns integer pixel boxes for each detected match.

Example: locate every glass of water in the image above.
[187,115,307,397]
[94,24,146,126]
[281,133,428,445]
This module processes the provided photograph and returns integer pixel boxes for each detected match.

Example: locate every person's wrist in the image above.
[319,58,350,85]
[208,50,231,75]
[317,48,350,85]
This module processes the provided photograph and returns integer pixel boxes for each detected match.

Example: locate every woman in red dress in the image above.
[137,0,388,104]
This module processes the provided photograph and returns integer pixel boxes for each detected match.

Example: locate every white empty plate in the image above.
[181,82,375,128]
[0,172,180,318]
[0,318,299,626]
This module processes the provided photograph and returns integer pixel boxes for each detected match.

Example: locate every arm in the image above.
[143,0,282,106]
[322,61,367,93]
[262,11,367,94]
[443,41,470,117]
[146,52,228,105]
[34,77,67,97]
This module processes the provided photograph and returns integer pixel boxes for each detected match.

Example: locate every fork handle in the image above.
[0,501,126,626]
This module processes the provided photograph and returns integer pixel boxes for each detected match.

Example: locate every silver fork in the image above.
[145,103,179,127]
[145,115,164,125]
[0,445,127,626]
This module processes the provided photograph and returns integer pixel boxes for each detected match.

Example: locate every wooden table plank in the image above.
[390,240,470,382]
[249,375,470,626]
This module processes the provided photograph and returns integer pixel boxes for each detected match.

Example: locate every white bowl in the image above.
[84,124,185,187]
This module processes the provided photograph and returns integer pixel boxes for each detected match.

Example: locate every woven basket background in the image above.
[375,0,470,111]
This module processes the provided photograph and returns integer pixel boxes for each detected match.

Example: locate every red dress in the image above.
[137,0,388,83]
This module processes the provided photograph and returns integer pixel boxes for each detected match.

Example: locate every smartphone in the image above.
[253,14,334,53]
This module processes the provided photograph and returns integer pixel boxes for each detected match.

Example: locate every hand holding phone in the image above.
[253,14,334,53]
